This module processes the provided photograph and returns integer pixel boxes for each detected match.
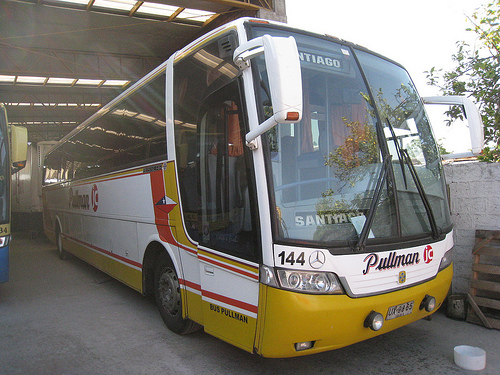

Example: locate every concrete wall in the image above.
[444,161,500,293]
[257,0,287,23]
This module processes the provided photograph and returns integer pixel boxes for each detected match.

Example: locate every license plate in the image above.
[386,301,414,320]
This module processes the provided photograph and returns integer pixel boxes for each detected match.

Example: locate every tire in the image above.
[56,228,68,260]
[154,252,201,335]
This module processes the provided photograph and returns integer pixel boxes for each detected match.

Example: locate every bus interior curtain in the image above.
[301,80,314,154]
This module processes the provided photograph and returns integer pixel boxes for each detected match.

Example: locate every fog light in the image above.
[364,311,384,331]
[294,341,314,351]
[420,295,436,312]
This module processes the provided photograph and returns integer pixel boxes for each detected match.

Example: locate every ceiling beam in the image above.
[168,7,186,22]
[129,1,145,16]
[189,0,262,11]
[0,46,161,82]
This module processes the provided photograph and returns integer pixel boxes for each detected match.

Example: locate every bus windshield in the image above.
[250,26,451,251]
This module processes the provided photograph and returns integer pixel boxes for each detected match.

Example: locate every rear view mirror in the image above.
[423,96,484,159]
[10,125,28,174]
[234,34,302,148]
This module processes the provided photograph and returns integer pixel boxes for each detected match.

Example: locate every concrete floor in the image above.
[1,235,499,375]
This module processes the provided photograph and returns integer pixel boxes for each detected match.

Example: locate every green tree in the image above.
[426,0,500,160]
[324,117,378,187]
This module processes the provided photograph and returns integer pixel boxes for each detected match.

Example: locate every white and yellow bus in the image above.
[43,18,479,357]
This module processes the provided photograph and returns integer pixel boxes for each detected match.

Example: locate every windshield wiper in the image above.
[386,118,408,189]
[385,118,439,239]
[354,119,440,252]
[353,154,392,252]
[400,148,440,239]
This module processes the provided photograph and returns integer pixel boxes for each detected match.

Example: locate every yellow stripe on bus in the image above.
[198,248,258,276]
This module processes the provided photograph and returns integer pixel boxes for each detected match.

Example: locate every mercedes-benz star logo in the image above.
[309,251,326,269]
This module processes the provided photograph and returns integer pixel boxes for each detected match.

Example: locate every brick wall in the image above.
[443,161,500,293]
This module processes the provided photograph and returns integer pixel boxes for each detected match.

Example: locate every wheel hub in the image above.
[158,268,180,314]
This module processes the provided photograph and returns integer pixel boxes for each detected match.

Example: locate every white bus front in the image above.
[242,22,454,357]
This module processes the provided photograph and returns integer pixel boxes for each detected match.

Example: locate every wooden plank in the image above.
[467,294,493,329]
[473,230,500,255]
[486,317,500,330]
[488,238,500,247]
[474,245,500,257]
[473,296,500,310]
[466,311,500,330]
[472,263,500,276]
[470,230,500,330]
[471,279,500,294]
[475,229,500,240]
[466,311,483,326]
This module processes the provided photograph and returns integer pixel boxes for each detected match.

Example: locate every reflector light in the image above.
[285,112,300,121]
[249,19,270,24]
[13,161,26,169]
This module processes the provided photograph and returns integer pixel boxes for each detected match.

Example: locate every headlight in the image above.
[439,249,453,271]
[0,235,10,247]
[276,269,343,294]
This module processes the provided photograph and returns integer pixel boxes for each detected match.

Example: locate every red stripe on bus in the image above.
[181,279,201,291]
[64,234,143,269]
[202,289,258,315]
[148,168,199,256]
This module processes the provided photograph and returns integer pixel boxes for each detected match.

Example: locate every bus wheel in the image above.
[154,252,201,335]
[56,229,68,260]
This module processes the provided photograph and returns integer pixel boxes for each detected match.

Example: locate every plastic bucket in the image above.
[454,345,486,371]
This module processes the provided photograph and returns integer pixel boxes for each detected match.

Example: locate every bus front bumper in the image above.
[254,265,453,358]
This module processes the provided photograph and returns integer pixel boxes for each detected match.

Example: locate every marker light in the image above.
[439,249,453,271]
[364,311,384,331]
[420,295,437,312]
[0,235,10,247]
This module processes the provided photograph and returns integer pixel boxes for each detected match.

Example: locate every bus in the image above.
[42,18,482,357]
[0,104,28,283]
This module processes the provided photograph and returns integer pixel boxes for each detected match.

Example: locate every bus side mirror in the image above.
[10,125,28,174]
[234,34,302,149]
[423,96,484,159]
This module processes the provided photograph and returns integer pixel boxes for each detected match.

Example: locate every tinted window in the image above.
[44,71,167,184]
[174,34,259,261]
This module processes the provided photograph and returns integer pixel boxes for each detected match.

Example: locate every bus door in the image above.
[197,82,260,351]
